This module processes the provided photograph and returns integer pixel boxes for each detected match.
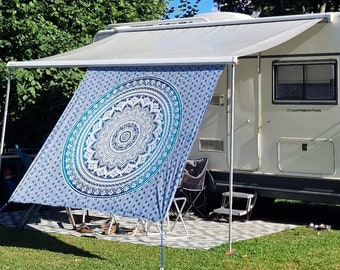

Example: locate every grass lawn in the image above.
[0,224,339,269]
[0,201,339,270]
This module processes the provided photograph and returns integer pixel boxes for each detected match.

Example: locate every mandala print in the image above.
[62,77,182,197]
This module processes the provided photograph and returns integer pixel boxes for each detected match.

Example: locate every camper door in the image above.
[189,62,259,172]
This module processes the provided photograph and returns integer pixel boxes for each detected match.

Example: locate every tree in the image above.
[0,0,167,148]
[213,0,340,16]
[165,0,201,18]
[214,0,254,14]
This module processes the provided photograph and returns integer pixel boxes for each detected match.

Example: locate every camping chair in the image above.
[145,196,189,239]
[15,144,32,170]
[15,144,77,229]
[15,145,117,233]
[15,144,44,228]
[178,158,208,217]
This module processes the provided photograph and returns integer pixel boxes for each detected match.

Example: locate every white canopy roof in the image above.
[7,12,332,68]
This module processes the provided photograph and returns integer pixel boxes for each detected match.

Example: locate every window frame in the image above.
[272,59,338,105]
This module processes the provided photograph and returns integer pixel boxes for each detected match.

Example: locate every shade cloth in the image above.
[6,14,328,68]
[9,65,224,222]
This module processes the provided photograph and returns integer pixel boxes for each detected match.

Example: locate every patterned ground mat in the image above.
[0,207,297,250]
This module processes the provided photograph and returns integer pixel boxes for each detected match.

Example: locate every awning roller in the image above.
[7,16,326,68]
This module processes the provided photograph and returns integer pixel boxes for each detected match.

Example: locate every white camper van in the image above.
[188,12,340,204]
[92,11,340,205]
[7,11,340,206]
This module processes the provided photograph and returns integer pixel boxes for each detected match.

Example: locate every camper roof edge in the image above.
[101,12,333,34]
[93,12,333,42]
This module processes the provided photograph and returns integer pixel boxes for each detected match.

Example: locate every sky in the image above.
[196,0,217,14]
[171,0,217,15]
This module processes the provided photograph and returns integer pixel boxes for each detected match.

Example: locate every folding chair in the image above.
[179,158,208,217]
[15,144,32,170]
[15,144,77,229]
[169,197,189,237]
[146,196,189,239]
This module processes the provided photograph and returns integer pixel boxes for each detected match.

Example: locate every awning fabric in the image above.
[9,65,224,222]
[6,16,324,68]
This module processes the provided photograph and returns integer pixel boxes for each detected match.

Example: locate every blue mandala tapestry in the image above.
[10,65,223,222]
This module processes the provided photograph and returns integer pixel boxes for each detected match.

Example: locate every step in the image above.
[213,207,248,217]
[221,191,255,199]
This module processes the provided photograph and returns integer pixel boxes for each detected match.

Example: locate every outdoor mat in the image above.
[0,207,297,250]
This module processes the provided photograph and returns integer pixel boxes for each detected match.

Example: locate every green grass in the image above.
[0,225,339,270]
[1,200,340,270]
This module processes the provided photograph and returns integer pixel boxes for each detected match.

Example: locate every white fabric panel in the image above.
[7,18,322,68]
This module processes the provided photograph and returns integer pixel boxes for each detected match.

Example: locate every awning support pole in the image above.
[227,63,236,255]
[0,70,12,169]
[159,221,165,270]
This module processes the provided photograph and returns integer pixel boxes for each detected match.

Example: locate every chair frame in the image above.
[179,158,208,217]
[146,196,189,239]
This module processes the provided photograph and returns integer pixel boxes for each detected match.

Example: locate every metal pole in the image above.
[0,70,11,169]
[159,221,164,270]
[257,53,262,169]
[227,63,235,255]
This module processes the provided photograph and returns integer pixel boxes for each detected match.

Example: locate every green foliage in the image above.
[165,0,201,19]
[213,0,340,16]
[251,0,340,16]
[0,0,166,148]
[214,0,255,14]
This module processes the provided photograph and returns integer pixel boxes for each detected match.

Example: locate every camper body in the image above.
[92,11,340,204]
[189,12,340,204]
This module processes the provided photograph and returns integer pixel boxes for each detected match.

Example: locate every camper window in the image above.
[273,60,337,104]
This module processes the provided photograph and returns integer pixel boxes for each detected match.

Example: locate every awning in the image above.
[2,12,333,260]
[6,13,331,68]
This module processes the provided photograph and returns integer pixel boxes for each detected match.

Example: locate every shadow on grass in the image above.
[252,200,340,230]
[0,225,103,259]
